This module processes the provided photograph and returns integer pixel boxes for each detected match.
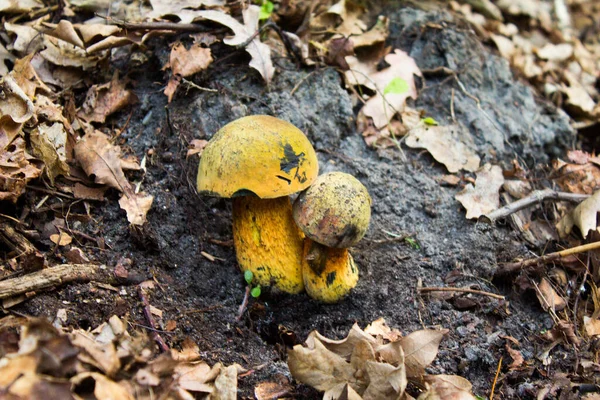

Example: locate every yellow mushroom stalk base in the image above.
[232,196,305,294]
[302,239,359,303]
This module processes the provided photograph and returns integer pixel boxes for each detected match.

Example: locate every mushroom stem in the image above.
[302,239,359,303]
[232,196,305,294]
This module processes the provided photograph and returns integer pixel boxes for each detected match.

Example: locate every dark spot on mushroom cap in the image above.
[280,143,305,175]
[326,271,336,286]
[334,224,360,248]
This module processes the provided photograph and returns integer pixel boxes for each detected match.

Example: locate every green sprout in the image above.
[243,270,261,298]
[259,0,274,21]
[405,237,420,250]
[251,286,262,298]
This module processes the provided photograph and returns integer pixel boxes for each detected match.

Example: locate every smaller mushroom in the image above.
[293,172,371,303]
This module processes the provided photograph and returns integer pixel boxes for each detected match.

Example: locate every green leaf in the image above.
[259,1,274,20]
[383,77,409,95]
[474,396,487,400]
[244,270,253,285]
[421,117,438,126]
[251,286,261,298]
[405,237,420,250]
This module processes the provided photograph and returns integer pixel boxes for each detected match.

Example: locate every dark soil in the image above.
[10,6,582,399]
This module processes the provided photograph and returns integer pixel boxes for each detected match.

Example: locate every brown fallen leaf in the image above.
[557,188,600,238]
[0,75,35,149]
[254,380,293,400]
[535,278,566,312]
[456,164,504,219]
[198,6,274,83]
[71,330,120,377]
[72,372,134,400]
[405,124,480,173]
[4,22,44,54]
[0,137,43,202]
[401,329,448,379]
[163,42,213,102]
[77,73,137,123]
[40,35,103,70]
[74,130,153,225]
[50,232,72,246]
[584,317,600,337]
[73,183,107,201]
[419,375,476,400]
[505,344,525,370]
[30,122,70,184]
[0,43,15,77]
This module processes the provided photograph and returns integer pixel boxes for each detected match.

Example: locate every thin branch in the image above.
[98,15,214,32]
[418,286,505,300]
[495,241,600,277]
[138,286,170,352]
[483,189,589,223]
[237,286,251,321]
[490,356,503,400]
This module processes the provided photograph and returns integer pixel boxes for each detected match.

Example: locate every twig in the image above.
[483,189,589,223]
[418,286,505,300]
[138,286,170,352]
[0,264,143,299]
[98,15,214,32]
[181,78,218,93]
[237,286,251,321]
[496,241,600,277]
[490,356,503,400]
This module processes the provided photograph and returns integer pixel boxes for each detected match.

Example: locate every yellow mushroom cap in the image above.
[293,172,372,248]
[197,115,319,199]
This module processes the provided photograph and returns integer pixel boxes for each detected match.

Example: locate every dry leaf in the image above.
[0,43,16,77]
[4,22,43,53]
[362,360,407,399]
[557,189,600,238]
[405,124,481,173]
[214,364,239,400]
[74,130,129,191]
[418,375,476,400]
[175,362,220,393]
[505,344,524,369]
[50,232,72,246]
[187,139,209,158]
[254,381,293,400]
[535,278,566,312]
[348,49,422,129]
[0,136,43,202]
[148,0,225,24]
[77,73,137,123]
[400,329,448,378]
[455,164,504,219]
[352,16,388,49]
[30,122,70,184]
[73,183,107,201]
[198,6,274,83]
[163,42,213,102]
[288,336,356,392]
[71,330,120,376]
[172,337,201,361]
[583,316,600,337]
[536,43,573,61]
[71,372,134,400]
[40,36,103,70]
[118,192,154,226]
[0,75,35,149]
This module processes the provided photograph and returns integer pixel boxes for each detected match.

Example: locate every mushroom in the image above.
[293,172,371,302]
[197,115,318,294]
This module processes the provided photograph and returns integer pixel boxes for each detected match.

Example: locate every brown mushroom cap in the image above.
[293,172,371,248]
[197,115,319,199]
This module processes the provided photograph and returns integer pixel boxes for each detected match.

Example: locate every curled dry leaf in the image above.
[557,189,600,239]
[163,42,214,102]
[535,278,566,312]
[198,6,274,83]
[289,320,454,400]
[0,75,35,149]
[30,122,70,184]
[77,73,137,123]
[72,372,134,400]
[0,137,43,202]
[505,344,525,370]
[405,124,481,173]
[418,375,476,400]
[40,36,103,70]
[118,192,154,226]
[455,164,504,219]
[0,43,15,77]
[583,316,600,337]
[254,380,293,400]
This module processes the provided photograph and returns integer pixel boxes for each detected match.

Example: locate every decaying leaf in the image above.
[584,316,600,337]
[401,329,448,379]
[254,380,293,400]
[74,130,153,225]
[0,75,35,149]
[557,189,600,238]
[198,6,274,83]
[30,122,70,184]
[405,124,481,173]
[163,42,214,102]
[77,73,137,123]
[455,164,504,219]
[505,344,525,370]
[419,375,476,400]
[0,137,43,202]
[346,49,422,129]
[72,372,134,400]
[0,43,16,77]
[535,278,566,312]
[50,232,72,246]
[289,320,455,399]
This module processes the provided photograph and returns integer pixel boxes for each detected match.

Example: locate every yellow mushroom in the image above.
[293,172,371,302]
[197,115,318,294]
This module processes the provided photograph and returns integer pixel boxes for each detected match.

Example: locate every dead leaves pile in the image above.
[288,318,476,400]
[451,0,600,127]
[0,315,240,400]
